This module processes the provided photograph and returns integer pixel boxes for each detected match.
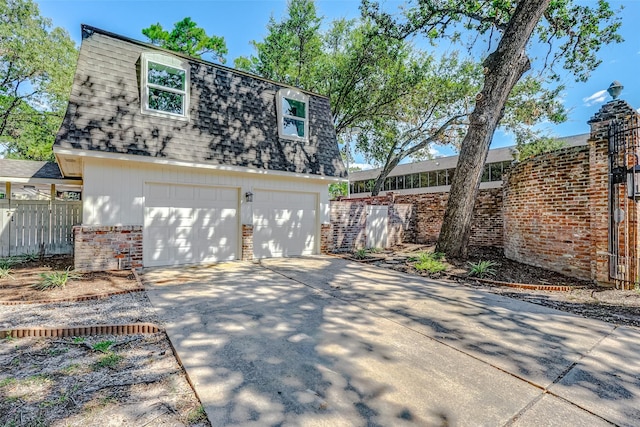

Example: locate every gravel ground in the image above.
[0,291,160,330]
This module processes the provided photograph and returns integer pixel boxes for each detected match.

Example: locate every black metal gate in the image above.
[608,116,640,289]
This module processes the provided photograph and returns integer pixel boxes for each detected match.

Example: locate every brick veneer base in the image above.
[0,323,161,339]
[242,224,253,261]
[74,225,143,272]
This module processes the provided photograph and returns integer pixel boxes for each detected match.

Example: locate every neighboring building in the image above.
[0,159,82,200]
[348,134,589,197]
[54,25,346,270]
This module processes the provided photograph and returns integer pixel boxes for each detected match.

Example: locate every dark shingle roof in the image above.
[0,159,76,180]
[55,25,347,178]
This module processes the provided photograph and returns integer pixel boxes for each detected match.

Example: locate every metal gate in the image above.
[608,116,640,289]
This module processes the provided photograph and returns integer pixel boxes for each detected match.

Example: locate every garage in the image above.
[253,190,317,258]
[144,183,239,267]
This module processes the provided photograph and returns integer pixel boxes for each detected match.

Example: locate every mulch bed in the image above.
[0,256,141,303]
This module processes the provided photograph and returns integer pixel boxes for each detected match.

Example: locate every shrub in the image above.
[468,260,499,278]
[33,268,81,290]
[353,248,368,259]
[414,257,447,273]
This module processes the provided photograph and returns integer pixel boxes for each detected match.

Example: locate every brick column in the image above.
[320,223,332,254]
[588,99,640,285]
[241,224,253,261]
[74,225,143,272]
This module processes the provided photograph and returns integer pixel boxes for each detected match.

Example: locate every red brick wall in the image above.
[503,146,592,280]
[330,201,367,251]
[241,224,253,261]
[74,225,143,272]
[332,189,502,251]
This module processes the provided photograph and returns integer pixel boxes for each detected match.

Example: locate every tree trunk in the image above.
[436,0,551,259]
[370,157,401,196]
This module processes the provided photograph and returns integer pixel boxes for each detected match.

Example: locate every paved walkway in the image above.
[143,256,640,426]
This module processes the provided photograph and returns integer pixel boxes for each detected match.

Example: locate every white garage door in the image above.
[253,190,317,258]
[144,183,238,267]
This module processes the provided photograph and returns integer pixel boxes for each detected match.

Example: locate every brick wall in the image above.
[330,201,367,252]
[241,224,253,261]
[74,225,143,272]
[320,223,332,254]
[503,146,591,279]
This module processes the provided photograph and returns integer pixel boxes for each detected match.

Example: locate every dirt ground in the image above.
[352,244,640,328]
[0,255,210,427]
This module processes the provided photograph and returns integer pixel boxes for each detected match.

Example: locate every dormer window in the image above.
[141,53,189,119]
[277,88,309,141]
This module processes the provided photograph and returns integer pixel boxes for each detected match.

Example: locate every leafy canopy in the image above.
[142,17,228,62]
[0,0,77,160]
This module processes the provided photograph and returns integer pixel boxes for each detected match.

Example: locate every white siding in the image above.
[81,158,331,258]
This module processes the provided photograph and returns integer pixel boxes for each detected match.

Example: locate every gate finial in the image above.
[607,81,624,100]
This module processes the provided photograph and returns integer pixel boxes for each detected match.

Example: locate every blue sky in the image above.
[36,0,640,164]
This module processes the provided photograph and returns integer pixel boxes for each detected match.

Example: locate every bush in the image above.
[33,268,81,290]
[468,260,499,278]
[410,251,447,273]
[353,248,368,259]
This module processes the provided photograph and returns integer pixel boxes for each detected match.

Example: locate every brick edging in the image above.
[0,323,162,339]
[449,274,574,291]
[0,268,145,306]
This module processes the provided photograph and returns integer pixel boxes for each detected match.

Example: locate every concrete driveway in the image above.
[143,256,640,426]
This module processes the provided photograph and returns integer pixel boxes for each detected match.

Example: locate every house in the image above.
[54,25,347,271]
[0,159,82,200]
[347,134,589,197]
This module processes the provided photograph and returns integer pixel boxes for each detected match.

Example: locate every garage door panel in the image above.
[253,190,317,259]
[144,183,239,267]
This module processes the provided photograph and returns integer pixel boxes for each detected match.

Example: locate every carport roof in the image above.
[0,159,81,181]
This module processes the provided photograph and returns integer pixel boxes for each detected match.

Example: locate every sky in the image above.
[35,0,640,166]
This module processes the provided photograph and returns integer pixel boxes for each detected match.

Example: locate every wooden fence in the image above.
[0,200,82,257]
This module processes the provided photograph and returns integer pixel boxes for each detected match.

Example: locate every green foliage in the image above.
[516,136,567,160]
[0,0,77,160]
[92,340,114,353]
[410,251,447,273]
[0,265,12,279]
[33,268,80,290]
[468,260,499,278]
[353,248,368,259]
[142,17,227,62]
[329,182,348,199]
[72,337,85,344]
[0,377,16,388]
[94,353,122,369]
[187,405,208,423]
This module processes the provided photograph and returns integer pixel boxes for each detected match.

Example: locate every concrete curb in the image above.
[0,323,163,339]
[0,268,144,305]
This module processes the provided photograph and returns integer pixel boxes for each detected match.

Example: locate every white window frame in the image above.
[141,52,190,120]
[276,88,309,141]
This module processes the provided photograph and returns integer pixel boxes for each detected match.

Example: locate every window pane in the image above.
[366,180,375,192]
[149,88,183,114]
[428,172,437,187]
[283,98,306,118]
[436,170,447,186]
[481,164,490,182]
[419,173,428,187]
[282,117,305,137]
[397,176,405,190]
[411,174,420,188]
[148,62,185,90]
[490,163,503,181]
[384,178,391,191]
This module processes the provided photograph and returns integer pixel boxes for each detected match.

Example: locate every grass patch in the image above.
[409,251,447,273]
[0,377,16,388]
[94,353,122,369]
[92,340,114,353]
[33,268,81,290]
[468,260,499,278]
[187,405,207,423]
[72,336,85,344]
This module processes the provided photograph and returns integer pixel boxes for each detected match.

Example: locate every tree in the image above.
[363,0,622,258]
[0,0,77,160]
[236,0,474,192]
[142,17,227,62]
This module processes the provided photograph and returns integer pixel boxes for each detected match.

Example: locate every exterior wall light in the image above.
[245,191,253,203]
[627,165,640,200]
